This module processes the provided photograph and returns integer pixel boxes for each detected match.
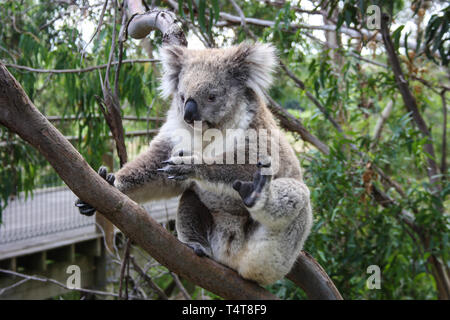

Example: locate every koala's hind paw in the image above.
[232,161,272,208]
[74,166,115,216]
[184,242,212,257]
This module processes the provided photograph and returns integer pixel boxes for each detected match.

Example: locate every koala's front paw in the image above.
[157,154,199,181]
[75,166,115,216]
[232,160,272,208]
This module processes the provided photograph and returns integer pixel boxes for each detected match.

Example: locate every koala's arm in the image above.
[114,134,187,203]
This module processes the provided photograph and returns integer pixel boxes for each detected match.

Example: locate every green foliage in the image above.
[424,4,450,66]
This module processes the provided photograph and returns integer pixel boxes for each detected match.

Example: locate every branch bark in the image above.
[286,251,343,300]
[0,62,276,300]
[125,1,187,46]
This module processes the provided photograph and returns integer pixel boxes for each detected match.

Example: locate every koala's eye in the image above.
[207,94,216,102]
[180,94,185,102]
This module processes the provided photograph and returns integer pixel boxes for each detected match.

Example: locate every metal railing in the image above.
[0,185,95,245]
[0,115,166,246]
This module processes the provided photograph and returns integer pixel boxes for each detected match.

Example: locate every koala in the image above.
[76,42,313,285]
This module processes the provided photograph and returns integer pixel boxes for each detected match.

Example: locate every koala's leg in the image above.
[232,163,312,285]
[233,162,312,230]
[176,189,213,257]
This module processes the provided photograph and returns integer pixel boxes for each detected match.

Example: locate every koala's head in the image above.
[159,42,277,128]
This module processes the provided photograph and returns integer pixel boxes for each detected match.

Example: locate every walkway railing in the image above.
[0,115,177,248]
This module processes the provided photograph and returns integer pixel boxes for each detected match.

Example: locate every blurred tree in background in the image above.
[0,0,448,299]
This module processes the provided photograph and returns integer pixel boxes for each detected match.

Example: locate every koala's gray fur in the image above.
[113,43,313,285]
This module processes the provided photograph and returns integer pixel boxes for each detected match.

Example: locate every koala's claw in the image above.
[185,242,211,257]
[98,166,107,179]
[233,162,272,208]
[257,160,271,168]
[161,159,175,165]
[75,199,96,216]
[158,164,193,180]
[158,157,196,180]
[167,175,187,180]
[106,173,115,185]
[75,166,115,216]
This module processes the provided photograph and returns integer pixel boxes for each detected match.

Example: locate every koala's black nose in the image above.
[184,99,201,124]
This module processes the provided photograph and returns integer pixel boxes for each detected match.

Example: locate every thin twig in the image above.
[114,4,128,96]
[440,89,447,178]
[370,99,395,150]
[279,61,343,133]
[104,0,118,87]
[0,269,135,299]
[118,238,132,299]
[170,272,192,300]
[0,278,31,296]
[229,0,251,36]
[82,0,109,57]
[3,59,159,74]
[130,256,169,300]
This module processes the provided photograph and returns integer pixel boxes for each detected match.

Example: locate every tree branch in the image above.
[265,96,331,155]
[370,99,394,150]
[440,90,447,178]
[0,62,277,300]
[130,255,169,300]
[380,13,440,189]
[286,251,343,300]
[279,61,344,133]
[125,1,187,46]
[0,268,137,299]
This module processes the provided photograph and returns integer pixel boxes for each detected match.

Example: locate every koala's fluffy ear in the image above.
[231,42,278,98]
[160,45,185,98]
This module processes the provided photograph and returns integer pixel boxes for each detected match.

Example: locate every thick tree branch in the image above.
[0,62,276,300]
[286,251,343,300]
[125,1,187,46]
